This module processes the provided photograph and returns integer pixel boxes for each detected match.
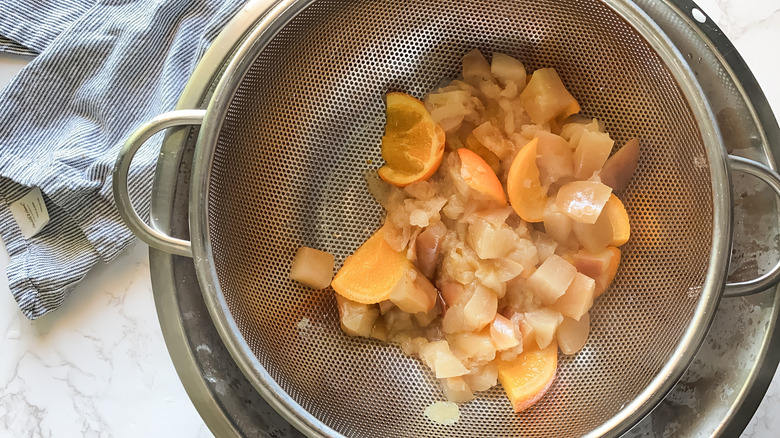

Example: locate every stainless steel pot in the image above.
[113,0,780,436]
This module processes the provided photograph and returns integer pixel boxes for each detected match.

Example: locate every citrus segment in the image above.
[507,138,548,222]
[457,148,507,205]
[498,342,558,412]
[377,92,445,187]
[331,227,411,304]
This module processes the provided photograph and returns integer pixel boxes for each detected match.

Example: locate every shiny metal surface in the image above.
[187,0,730,436]
[140,0,780,437]
[113,110,202,257]
[724,157,780,297]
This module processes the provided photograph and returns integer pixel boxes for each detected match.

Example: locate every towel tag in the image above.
[9,187,50,239]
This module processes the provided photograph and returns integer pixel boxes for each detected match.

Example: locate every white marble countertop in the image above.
[1,1,779,437]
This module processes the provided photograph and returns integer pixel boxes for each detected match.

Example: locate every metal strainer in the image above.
[113,0,780,436]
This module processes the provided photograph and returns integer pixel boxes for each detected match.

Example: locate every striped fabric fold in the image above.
[0,36,37,56]
[0,0,248,319]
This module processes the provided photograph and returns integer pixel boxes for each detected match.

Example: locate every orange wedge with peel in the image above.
[377,92,446,187]
[498,341,558,413]
[457,148,507,205]
[331,227,411,304]
[507,138,549,222]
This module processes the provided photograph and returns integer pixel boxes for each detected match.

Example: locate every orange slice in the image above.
[331,227,411,304]
[457,148,507,205]
[377,92,446,187]
[498,342,558,413]
[507,138,548,222]
[594,247,621,297]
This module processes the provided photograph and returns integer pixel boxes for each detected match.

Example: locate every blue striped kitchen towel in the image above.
[0,0,248,319]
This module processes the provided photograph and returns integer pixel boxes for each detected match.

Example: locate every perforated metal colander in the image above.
[114,0,780,436]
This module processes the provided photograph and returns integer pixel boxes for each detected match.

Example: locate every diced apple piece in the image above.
[472,121,511,159]
[398,335,429,356]
[551,273,595,321]
[462,49,494,89]
[440,376,475,403]
[600,138,640,191]
[336,295,379,338]
[557,313,590,355]
[542,197,573,244]
[494,258,525,284]
[498,342,558,412]
[524,308,563,349]
[416,223,446,279]
[499,344,524,362]
[440,282,466,309]
[491,52,527,89]
[573,248,613,278]
[513,313,536,351]
[451,331,497,364]
[420,340,470,378]
[378,300,395,315]
[520,68,579,125]
[536,131,574,186]
[370,319,388,342]
[573,131,614,179]
[556,181,613,224]
[389,267,438,314]
[383,307,416,336]
[442,303,467,334]
[560,118,602,147]
[465,134,502,175]
[490,314,521,350]
[527,254,577,304]
[414,303,441,327]
[531,231,558,263]
[468,220,516,259]
[464,285,498,331]
[464,362,498,392]
[571,194,630,251]
[572,247,621,297]
[289,247,335,289]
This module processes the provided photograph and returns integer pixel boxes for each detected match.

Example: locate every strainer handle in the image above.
[723,156,780,297]
[112,110,205,258]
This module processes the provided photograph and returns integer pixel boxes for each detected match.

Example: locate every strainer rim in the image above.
[188,0,732,437]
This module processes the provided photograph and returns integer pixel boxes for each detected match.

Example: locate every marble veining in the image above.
[1,0,779,436]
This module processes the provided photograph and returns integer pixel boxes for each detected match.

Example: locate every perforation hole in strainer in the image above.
[206,0,714,436]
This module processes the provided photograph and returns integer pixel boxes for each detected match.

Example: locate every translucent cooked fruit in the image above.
[573,247,621,297]
[336,295,379,337]
[573,130,613,179]
[527,254,577,305]
[458,148,507,205]
[535,131,574,186]
[378,92,446,187]
[289,246,335,289]
[557,313,590,356]
[600,138,640,191]
[520,68,580,125]
[572,194,630,251]
[556,181,613,224]
[524,308,563,350]
[507,138,548,222]
[551,272,595,321]
[498,342,558,413]
[331,227,411,304]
